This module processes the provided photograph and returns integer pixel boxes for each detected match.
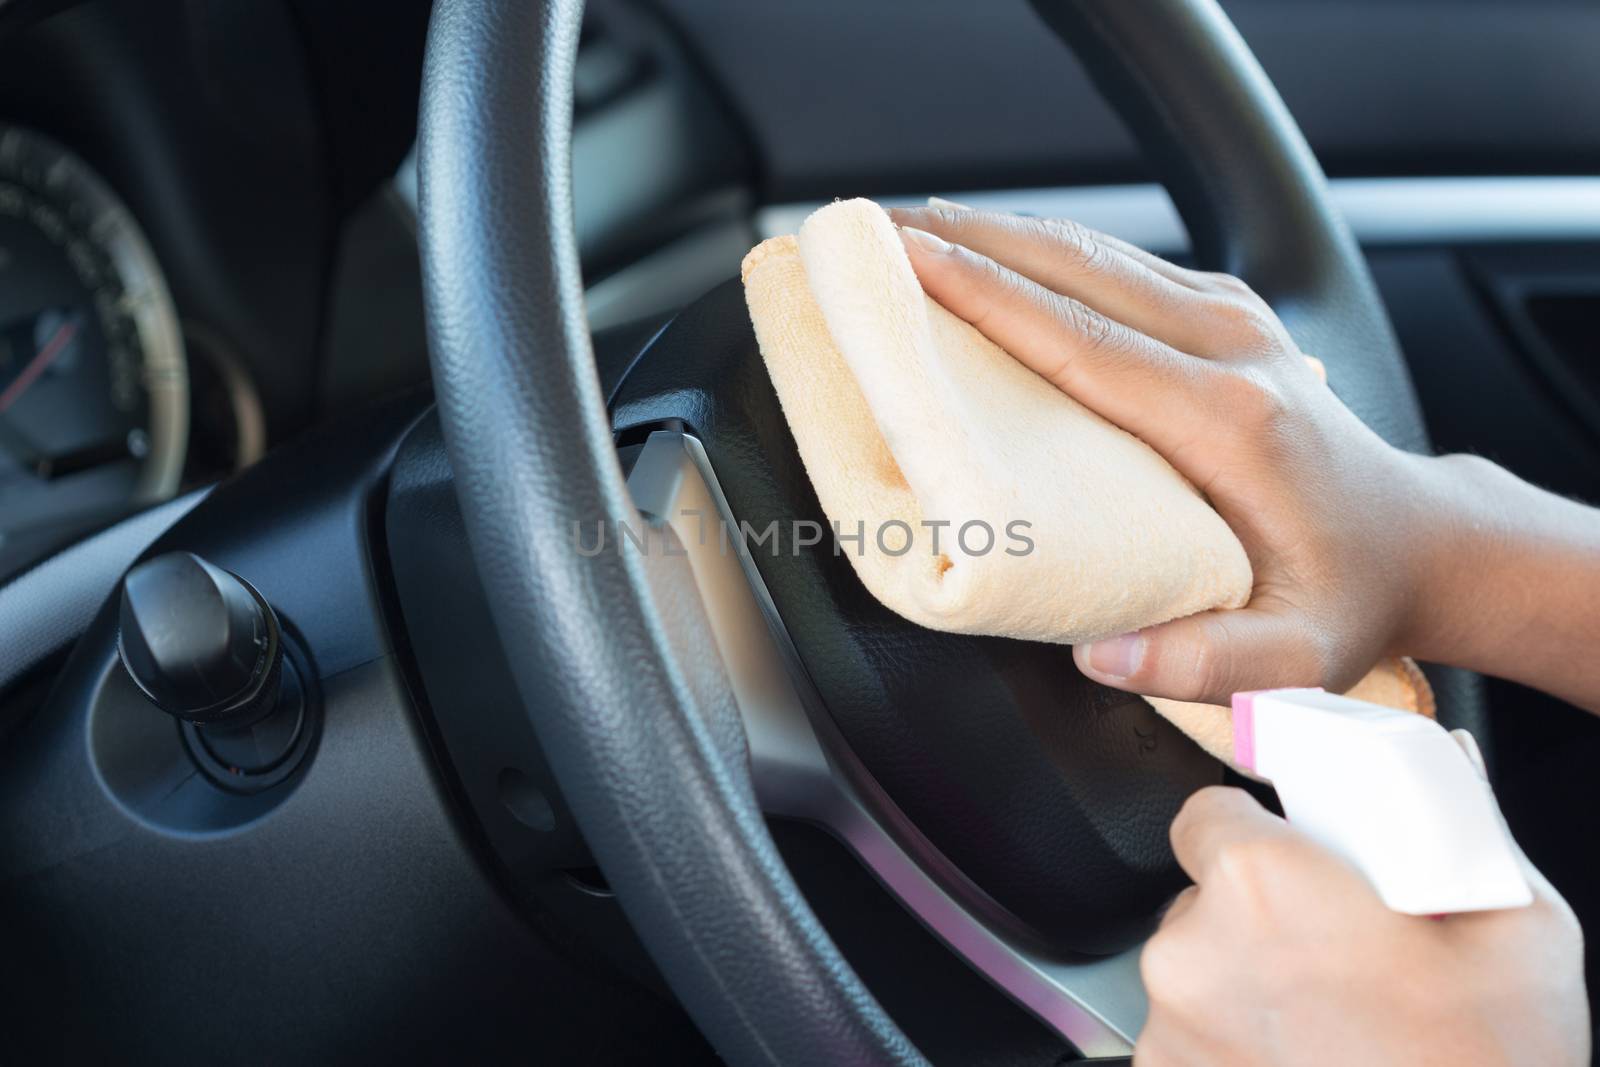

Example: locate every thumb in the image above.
[1073,604,1327,706]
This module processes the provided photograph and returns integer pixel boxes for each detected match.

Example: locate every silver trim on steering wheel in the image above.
[625,429,1146,1059]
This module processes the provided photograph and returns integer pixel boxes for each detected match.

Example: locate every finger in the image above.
[1167,786,1295,885]
[1168,787,1376,912]
[1073,600,1332,706]
[898,227,1223,458]
[1158,884,1201,931]
[893,203,1199,291]
[892,205,1243,357]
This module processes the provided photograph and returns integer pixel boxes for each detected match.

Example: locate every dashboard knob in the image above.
[117,551,283,726]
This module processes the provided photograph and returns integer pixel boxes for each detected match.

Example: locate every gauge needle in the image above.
[0,319,79,413]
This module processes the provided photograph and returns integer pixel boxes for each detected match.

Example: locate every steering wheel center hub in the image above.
[611,280,1222,954]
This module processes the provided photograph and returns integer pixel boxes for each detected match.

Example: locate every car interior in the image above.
[2,0,1598,1062]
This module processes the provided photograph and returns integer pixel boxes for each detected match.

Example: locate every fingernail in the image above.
[899,226,952,255]
[927,195,973,212]
[1085,633,1145,679]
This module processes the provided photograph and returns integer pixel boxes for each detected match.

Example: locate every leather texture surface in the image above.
[417,2,922,1064]
[1026,0,1483,739]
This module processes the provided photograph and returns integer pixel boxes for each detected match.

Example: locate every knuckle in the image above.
[927,205,974,234]
[1043,217,1112,275]
[1218,369,1291,433]
[1206,295,1288,354]
[931,208,991,253]
[1180,629,1233,700]
[1059,296,1120,355]
[1198,270,1254,298]
[962,253,1023,330]
[1081,309,1119,354]
[1190,274,1296,354]
[965,246,1009,288]
[1212,836,1299,903]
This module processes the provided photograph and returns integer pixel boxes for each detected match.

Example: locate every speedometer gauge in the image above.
[0,125,187,568]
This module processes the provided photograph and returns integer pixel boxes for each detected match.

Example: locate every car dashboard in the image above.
[5,0,1599,584]
[0,0,432,580]
[3,1,1600,1060]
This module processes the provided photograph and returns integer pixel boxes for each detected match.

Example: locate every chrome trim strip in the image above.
[756,177,1600,253]
[625,430,1144,1058]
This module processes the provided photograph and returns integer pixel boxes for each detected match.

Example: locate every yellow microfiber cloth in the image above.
[740,198,1432,765]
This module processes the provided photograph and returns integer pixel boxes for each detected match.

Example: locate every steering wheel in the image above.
[417,0,1482,1061]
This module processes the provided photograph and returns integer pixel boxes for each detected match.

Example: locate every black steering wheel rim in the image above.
[416,1,1480,1062]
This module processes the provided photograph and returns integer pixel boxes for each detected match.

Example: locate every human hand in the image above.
[1136,733,1588,1066]
[889,205,1460,705]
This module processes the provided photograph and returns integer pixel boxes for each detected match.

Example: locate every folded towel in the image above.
[745,202,1253,642]
[1146,656,1436,763]
[740,198,1432,765]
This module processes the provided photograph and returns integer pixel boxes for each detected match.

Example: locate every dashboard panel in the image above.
[652,0,1600,199]
[0,0,430,580]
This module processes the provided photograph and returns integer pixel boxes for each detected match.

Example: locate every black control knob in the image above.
[117,551,283,726]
